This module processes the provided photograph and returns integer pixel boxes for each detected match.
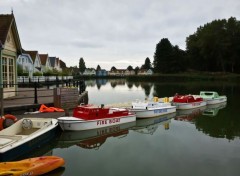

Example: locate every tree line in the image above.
[78,17,240,75]
[153,17,240,74]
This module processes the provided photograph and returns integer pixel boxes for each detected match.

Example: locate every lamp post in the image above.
[0,40,4,117]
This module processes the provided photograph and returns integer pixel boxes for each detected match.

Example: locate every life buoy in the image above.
[0,114,17,130]
[0,118,4,131]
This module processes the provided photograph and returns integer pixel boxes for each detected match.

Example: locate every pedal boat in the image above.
[171,94,207,110]
[200,91,227,105]
[58,104,136,131]
[129,97,176,118]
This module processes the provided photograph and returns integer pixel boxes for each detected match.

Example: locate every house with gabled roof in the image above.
[0,13,22,98]
[49,56,62,71]
[83,68,96,76]
[125,69,135,75]
[138,69,153,75]
[39,54,51,72]
[17,53,34,77]
[96,69,107,76]
[108,69,126,76]
[24,50,42,75]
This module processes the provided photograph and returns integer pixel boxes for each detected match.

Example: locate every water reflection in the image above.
[132,113,175,135]
[193,102,238,140]
[42,167,65,176]
[85,79,154,96]
[85,79,240,140]
[127,82,134,89]
[203,102,227,117]
[174,106,207,122]
[57,122,136,150]
[140,82,153,97]
[54,79,240,176]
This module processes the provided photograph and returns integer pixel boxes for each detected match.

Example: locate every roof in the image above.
[24,50,38,62]
[0,14,12,45]
[60,60,66,68]
[39,54,48,65]
[49,57,56,67]
[110,69,126,73]
[0,13,22,53]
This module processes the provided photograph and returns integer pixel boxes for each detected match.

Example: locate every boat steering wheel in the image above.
[22,119,33,129]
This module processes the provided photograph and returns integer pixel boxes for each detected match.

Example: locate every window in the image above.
[2,56,15,88]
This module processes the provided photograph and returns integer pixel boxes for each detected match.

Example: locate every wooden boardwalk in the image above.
[1,88,88,115]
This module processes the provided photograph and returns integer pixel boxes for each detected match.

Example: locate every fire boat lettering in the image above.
[109,118,120,124]
[97,120,107,125]
[97,118,120,125]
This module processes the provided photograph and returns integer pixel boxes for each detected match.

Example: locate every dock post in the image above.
[34,82,38,104]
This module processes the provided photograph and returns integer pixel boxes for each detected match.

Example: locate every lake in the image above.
[24,79,240,175]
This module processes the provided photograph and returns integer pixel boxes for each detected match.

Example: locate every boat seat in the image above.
[0,135,22,148]
[0,138,13,146]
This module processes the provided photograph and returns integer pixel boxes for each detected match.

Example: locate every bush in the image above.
[33,72,42,76]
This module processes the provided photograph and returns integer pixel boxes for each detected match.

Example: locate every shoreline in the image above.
[75,72,240,82]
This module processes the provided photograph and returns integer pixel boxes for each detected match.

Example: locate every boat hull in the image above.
[58,115,136,131]
[130,107,176,118]
[0,156,64,175]
[58,121,136,149]
[0,118,59,162]
[204,97,227,105]
[172,101,207,110]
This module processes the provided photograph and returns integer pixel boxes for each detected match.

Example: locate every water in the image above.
[8,79,240,176]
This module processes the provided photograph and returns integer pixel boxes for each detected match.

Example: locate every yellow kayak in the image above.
[0,156,64,176]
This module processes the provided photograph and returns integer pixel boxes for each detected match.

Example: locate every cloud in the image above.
[1,0,240,69]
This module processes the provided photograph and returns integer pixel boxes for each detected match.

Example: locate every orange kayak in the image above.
[0,156,64,176]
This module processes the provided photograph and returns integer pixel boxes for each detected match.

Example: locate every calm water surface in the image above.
[47,80,240,175]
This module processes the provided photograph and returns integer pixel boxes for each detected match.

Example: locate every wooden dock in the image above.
[1,88,88,115]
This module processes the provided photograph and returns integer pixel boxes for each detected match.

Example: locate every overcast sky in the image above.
[1,0,240,70]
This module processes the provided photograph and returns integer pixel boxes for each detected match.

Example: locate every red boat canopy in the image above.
[173,94,203,103]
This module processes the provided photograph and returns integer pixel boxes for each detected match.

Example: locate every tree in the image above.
[110,66,117,71]
[153,38,174,73]
[141,57,152,70]
[79,57,86,73]
[96,65,101,71]
[186,17,240,73]
[134,66,139,75]
[127,65,133,71]
[171,45,187,72]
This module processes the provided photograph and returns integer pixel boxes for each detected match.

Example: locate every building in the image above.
[49,57,62,71]
[125,69,135,75]
[96,69,107,76]
[39,54,51,73]
[83,68,96,76]
[138,69,153,75]
[24,50,42,75]
[17,53,34,77]
[108,69,126,76]
[0,13,22,98]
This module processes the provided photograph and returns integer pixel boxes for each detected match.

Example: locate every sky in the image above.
[1,0,240,70]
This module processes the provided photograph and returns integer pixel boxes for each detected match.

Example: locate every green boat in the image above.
[200,91,227,105]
